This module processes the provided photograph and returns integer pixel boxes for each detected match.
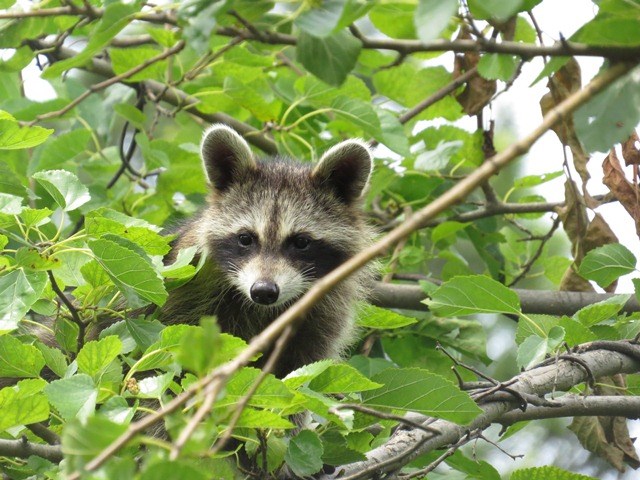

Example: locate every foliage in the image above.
[1,0,640,479]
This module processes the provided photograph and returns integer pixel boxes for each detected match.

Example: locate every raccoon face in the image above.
[199,124,372,307]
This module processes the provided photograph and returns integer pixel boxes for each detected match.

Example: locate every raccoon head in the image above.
[199,124,372,307]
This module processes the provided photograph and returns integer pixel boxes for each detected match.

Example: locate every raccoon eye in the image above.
[238,233,253,247]
[292,235,311,250]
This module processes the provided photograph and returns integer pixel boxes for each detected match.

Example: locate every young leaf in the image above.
[478,54,518,81]
[88,237,168,307]
[574,294,630,326]
[0,119,53,150]
[285,430,324,477]
[296,31,362,86]
[0,269,47,332]
[32,170,90,212]
[307,364,382,394]
[414,0,457,43]
[511,466,597,480]
[0,334,45,377]
[44,374,98,422]
[356,304,417,329]
[426,275,521,317]
[578,243,636,287]
[77,336,123,379]
[0,385,49,431]
[362,368,482,424]
[516,326,565,369]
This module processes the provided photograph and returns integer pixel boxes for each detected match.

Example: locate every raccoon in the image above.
[160,125,374,377]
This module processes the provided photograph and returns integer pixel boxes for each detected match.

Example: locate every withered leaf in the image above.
[453,27,496,116]
[602,149,640,238]
[540,58,590,186]
[621,131,640,167]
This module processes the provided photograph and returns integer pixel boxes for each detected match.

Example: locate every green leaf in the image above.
[42,2,138,79]
[35,342,68,378]
[0,269,47,332]
[223,367,294,409]
[297,30,362,86]
[0,385,49,431]
[356,304,417,329]
[0,335,45,377]
[111,47,167,82]
[576,18,640,46]
[35,129,91,171]
[308,364,382,393]
[62,416,129,472]
[33,170,90,212]
[511,466,597,480]
[478,54,518,81]
[77,336,122,379]
[468,0,525,21]
[85,208,170,256]
[88,237,168,307]
[577,243,637,287]
[234,407,295,429]
[45,374,98,422]
[415,0,457,42]
[136,372,174,399]
[516,326,565,369]
[574,294,630,326]
[114,103,147,130]
[414,140,463,171]
[176,317,222,375]
[426,275,521,317]
[0,192,24,214]
[285,430,324,477]
[0,119,53,150]
[362,368,482,424]
[294,0,345,37]
[574,66,640,153]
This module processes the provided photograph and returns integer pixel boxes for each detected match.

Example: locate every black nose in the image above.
[250,281,279,305]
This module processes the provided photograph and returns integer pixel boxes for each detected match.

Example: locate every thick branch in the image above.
[499,394,640,426]
[319,343,640,479]
[215,27,640,60]
[0,438,63,462]
[370,282,640,316]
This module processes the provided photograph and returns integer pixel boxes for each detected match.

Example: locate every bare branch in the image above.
[317,343,640,479]
[0,437,63,462]
[370,282,640,316]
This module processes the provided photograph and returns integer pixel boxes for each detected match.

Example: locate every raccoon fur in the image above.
[160,125,375,377]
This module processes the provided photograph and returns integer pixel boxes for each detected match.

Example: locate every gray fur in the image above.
[162,125,375,377]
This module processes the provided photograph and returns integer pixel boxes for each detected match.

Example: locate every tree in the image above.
[1,0,640,478]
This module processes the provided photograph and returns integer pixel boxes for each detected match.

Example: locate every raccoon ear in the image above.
[313,139,372,203]
[201,124,256,191]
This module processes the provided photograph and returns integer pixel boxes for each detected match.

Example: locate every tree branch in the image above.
[370,282,640,316]
[498,394,640,426]
[318,343,640,479]
[0,437,63,462]
[214,26,640,60]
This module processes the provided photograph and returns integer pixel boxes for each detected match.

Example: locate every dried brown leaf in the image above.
[557,180,589,260]
[453,28,496,116]
[569,416,627,472]
[540,58,590,185]
[603,149,640,238]
[621,131,640,167]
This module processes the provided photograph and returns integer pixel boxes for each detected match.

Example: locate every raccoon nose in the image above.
[250,281,279,305]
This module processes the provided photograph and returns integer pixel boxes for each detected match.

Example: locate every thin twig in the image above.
[28,40,185,125]
[331,404,440,435]
[47,270,85,352]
